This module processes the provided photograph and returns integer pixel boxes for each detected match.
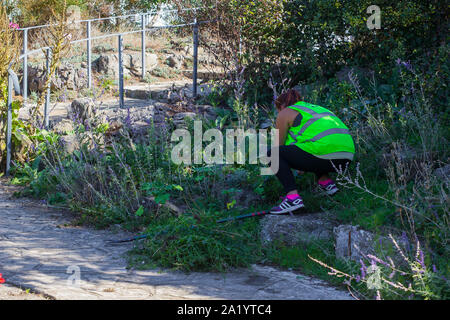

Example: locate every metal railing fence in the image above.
[4,7,212,175]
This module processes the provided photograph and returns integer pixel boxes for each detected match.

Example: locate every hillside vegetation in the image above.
[1,0,448,300]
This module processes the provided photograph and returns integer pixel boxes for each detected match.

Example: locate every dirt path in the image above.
[0,180,352,300]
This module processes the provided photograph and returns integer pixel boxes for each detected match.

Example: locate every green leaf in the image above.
[172,184,183,191]
[155,193,170,204]
[135,206,144,217]
[227,200,236,210]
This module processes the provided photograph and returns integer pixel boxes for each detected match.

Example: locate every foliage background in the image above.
[2,0,449,299]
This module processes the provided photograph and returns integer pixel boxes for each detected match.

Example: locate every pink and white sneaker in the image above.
[270,195,304,215]
[318,179,339,196]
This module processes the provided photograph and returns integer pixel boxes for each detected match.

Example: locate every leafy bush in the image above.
[17,0,89,26]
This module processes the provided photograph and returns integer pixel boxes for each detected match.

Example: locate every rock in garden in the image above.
[105,120,123,137]
[92,54,131,77]
[68,98,96,125]
[434,164,450,180]
[173,112,197,128]
[93,54,117,76]
[165,54,184,69]
[59,62,88,91]
[260,213,336,246]
[52,119,75,135]
[195,105,217,121]
[124,86,152,100]
[127,53,159,76]
[26,62,87,93]
[334,225,411,265]
[59,135,79,154]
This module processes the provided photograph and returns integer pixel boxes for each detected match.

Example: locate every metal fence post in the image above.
[87,20,92,89]
[44,48,51,128]
[6,74,13,175]
[193,17,199,99]
[22,28,28,101]
[118,35,124,108]
[141,13,146,80]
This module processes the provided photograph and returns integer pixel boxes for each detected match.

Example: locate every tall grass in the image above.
[306,63,449,300]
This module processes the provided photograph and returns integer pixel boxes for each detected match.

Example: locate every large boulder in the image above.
[127,52,159,76]
[92,54,116,76]
[93,52,158,77]
[58,131,104,154]
[27,61,87,93]
[60,62,88,91]
[124,86,152,100]
[93,54,121,77]
[68,98,96,125]
[165,54,184,69]
[260,213,336,246]
[434,164,450,180]
[334,225,411,265]
[59,135,79,154]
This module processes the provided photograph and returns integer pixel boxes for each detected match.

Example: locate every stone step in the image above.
[182,69,225,81]
[124,82,213,101]
[260,213,336,246]
[261,213,414,266]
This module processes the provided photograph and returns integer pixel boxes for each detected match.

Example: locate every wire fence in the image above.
[4,7,212,175]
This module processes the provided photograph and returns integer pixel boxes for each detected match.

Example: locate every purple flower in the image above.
[368,255,389,268]
[124,109,132,127]
[402,61,412,71]
[401,231,408,242]
[360,259,367,279]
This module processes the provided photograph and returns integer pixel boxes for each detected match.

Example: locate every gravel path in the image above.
[0,180,352,300]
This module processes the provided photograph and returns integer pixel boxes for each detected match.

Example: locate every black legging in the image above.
[269,145,351,194]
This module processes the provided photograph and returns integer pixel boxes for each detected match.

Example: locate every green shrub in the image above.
[130,212,262,272]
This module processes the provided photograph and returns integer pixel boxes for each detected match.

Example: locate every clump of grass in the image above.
[129,211,262,272]
[151,66,180,79]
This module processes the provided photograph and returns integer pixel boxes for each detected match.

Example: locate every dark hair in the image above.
[275,89,302,110]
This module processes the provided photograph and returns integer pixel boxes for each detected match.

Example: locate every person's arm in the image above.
[275,109,292,147]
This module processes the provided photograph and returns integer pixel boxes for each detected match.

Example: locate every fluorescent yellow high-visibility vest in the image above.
[285,101,355,160]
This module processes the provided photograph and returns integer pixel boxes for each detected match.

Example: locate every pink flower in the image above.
[9,22,19,30]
